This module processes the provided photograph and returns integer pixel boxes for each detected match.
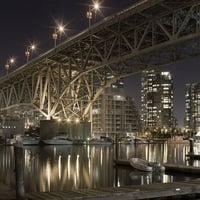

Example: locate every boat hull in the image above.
[22,140,39,145]
[129,158,153,172]
[42,139,73,145]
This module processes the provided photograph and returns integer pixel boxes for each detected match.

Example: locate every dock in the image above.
[114,159,131,166]
[23,180,200,199]
[186,154,200,160]
[164,163,200,174]
[1,178,200,199]
[114,159,200,174]
[0,183,15,200]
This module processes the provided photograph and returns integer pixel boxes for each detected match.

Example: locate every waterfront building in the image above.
[0,116,24,144]
[92,79,140,139]
[184,83,200,133]
[141,69,175,132]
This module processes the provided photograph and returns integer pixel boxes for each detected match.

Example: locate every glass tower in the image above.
[184,83,200,133]
[141,69,175,131]
[92,79,140,139]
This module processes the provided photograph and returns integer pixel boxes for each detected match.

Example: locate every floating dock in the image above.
[186,154,200,160]
[164,163,200,174]
[1,176,200,199]
[114,159,200,174]
[25,180,200,200]
[0,183,15,200]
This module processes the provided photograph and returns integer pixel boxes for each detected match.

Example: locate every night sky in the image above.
[0,0,199,128]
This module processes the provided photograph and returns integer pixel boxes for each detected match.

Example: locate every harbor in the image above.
[1,1,200,199]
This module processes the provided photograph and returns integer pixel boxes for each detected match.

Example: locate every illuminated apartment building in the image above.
[184,83,200,133]
[141,69,175,131]
[92,80,140,139]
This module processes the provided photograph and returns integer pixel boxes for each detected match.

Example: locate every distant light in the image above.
[53,22,66,47]
[58,25,65,33]
[67,118,71,123]
[5,64,9,70]
[5,56,16,74]
[30,44,36,50]
[94,2,100,10]
[9,57,15,64]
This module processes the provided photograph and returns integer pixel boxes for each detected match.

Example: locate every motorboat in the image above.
[89,137,113,145]
[21,135,40,145]
[42,136,73,145]
[129,158,153,172]
[129,158,165,173]
[89,139,112,145]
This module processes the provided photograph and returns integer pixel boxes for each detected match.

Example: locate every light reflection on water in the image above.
[0,142,200,192]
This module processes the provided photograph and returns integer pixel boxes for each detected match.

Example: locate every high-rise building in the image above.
[92,79,140,139]
[141,69,175,131]
[184,83,200,133]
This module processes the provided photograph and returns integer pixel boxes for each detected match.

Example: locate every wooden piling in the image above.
[14,143,26,200]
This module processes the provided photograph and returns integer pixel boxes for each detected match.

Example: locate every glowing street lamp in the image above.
[94,2,100,11]
[52,24,65,47]
[87,6,93,27]
[5,57,16,74]
[86,1,100,27]
[25,43,36,63]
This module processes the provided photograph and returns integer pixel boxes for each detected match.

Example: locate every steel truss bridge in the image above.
[1,0,200,124]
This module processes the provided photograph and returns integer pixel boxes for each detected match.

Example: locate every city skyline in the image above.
[124,57,200,128]
[0,0,200,128]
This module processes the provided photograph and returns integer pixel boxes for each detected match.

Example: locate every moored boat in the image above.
[42,136,73,145]
[129,158,165,173]
[21,135,40,145]
[88,137,113,145]
[129,158,153,172]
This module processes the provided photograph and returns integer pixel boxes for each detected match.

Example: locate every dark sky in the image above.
[0,0,199,128]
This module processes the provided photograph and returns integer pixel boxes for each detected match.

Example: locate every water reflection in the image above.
[0,143,200,192]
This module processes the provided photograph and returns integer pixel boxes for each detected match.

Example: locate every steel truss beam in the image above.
[1,0,200,121]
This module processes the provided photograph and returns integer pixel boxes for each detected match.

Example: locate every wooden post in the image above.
[189,138,194,154]
[14,141,26,200]
[115,133,118,160]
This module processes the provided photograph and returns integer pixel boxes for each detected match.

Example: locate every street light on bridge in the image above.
[5,57,16,75]
[25,43,36,63]
[87,1,100,27]
[52,23,65,47]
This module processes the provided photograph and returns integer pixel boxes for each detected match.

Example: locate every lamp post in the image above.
[87,5,92,27]
[52,24,65,47]
[86,2,100,27]
[5,57,15,75]
[25,44,36,63]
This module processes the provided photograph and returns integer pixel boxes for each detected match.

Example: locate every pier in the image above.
[1,180,200,200]
[186,154,200,160]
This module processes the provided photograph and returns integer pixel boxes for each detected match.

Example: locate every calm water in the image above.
[0,142,200,193]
